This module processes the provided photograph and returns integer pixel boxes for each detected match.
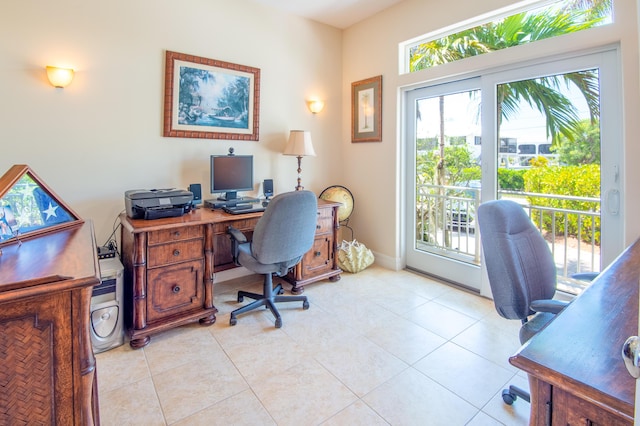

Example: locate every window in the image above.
[403,0,612,73]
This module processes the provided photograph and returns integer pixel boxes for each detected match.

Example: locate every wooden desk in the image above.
[120,199,341,348]
[0,222,100,425]
[510,239,639,425]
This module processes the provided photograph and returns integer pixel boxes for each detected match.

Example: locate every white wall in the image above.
[0,0,343,245]
[342,0,640,270]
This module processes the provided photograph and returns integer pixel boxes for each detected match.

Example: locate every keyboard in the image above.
[222,203,266,215]
[204,197,260,209]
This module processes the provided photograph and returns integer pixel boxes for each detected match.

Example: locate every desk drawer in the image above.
[148,226,202,245]
[316,207,335,234]
[147,239,203,268]
[146,260,204,322]
[212,217,260,234]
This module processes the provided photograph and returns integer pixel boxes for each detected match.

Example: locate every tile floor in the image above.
[96,265,531,425]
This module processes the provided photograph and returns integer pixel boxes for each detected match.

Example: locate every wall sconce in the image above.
[46,66,75,88]
[307,100,325,114]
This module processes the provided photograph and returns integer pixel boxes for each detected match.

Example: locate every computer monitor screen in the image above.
[210,155,254,201]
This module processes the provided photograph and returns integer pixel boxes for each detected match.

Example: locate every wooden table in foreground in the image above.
[120,198,342,348]
[510,238,639,425]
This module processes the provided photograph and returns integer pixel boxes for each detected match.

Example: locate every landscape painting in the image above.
[163,51,260,140]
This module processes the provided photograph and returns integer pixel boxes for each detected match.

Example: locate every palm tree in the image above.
[411,5,604,146]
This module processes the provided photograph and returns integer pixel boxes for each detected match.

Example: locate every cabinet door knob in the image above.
[174,231,181,237]
[173,285,181,293]
[314,251,322,257]
[316,225,321,229]
[173,249,181,256]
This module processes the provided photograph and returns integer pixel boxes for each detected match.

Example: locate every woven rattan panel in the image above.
[0,315,54,424]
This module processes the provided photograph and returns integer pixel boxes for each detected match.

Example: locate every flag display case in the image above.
[0,164,83,248]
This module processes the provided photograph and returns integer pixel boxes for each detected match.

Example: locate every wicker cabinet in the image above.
[0,223,100,425]
[284,199,342,294]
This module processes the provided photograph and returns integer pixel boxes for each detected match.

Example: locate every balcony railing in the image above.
[416,184,600,294]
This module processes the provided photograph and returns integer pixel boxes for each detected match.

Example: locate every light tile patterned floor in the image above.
[96,266,531,425]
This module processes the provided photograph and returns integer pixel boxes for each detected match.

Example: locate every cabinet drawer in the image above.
[301,236,333,275]
[212,217,260,234]
[148,225,202,245]
[147,239,203,268]
[147,260,204,322]
[316,208,335,234]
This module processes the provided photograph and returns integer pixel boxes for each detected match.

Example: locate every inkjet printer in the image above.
[125,188,194,220]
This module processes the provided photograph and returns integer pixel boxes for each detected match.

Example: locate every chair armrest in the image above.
[227,226,247,266]
[227,226,247,243]
[530,299,569,315]
[570,272,598,282]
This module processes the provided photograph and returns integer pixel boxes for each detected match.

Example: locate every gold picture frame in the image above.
[351,75,382,143]
[163,50,261,140]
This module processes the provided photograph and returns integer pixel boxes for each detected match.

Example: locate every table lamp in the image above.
[283,130,316,191]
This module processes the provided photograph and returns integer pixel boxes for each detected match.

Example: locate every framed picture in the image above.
[351,75,382,142]
[163,50,260,140]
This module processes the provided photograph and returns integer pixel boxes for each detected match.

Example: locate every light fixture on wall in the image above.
[283,130,316,191]
[46,66,75,88]
[307,100,325,114]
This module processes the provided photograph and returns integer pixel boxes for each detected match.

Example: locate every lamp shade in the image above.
[283,130,316,157]
[46,66,74,88]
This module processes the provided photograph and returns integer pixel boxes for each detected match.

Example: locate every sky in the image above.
[416,73,593,146]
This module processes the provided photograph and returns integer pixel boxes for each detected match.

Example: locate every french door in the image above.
[405,50,622,293]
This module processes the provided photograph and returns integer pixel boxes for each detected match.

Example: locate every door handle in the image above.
[605,189,620,215]
[622,336,640,378]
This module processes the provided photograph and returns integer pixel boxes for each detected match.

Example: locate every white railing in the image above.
[416,184,600,293]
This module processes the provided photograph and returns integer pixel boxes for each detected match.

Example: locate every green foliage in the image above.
[417,145,480,186]
[552,119,601,165]
[524,164,600,244]
[497,168,526,191]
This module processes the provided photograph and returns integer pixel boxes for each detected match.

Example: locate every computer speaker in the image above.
[188,183,202,205]
[263,179,274,199]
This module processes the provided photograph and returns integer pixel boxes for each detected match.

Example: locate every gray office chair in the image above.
[227,190,318,328]
[477,199,592,405]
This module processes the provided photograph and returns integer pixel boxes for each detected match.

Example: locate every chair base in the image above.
[230,275,309,328]
[502,385,530,405]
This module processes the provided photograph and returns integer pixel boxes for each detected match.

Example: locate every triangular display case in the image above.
[0,164,83,248]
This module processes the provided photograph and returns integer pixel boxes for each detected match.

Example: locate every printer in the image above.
[125,188,194,220]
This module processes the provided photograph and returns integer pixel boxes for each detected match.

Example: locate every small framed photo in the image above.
[351,75,382,143]
[163,50,261,140]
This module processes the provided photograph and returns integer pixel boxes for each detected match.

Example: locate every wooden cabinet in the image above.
[284,199,342,294]
[0,223,101,425]
[510,238,638,426]
[121,220,217,349]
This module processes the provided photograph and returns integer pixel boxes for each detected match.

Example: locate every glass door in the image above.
[405,78,483,291]
[405,50,622,294]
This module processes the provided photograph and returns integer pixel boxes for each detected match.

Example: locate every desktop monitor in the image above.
[210,154,254,201]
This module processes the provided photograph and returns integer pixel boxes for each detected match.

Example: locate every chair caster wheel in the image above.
[277,288,284,295]
[275,318,282,328]
[230,317,237,326]
[237,295,244,302]
[303,300,309,310]
[502,389,516,405]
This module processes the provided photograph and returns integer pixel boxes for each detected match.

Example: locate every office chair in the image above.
[477,199,590,405]
[227,190,318,328]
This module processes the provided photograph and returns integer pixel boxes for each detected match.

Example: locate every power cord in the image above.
[97,211,123,259]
